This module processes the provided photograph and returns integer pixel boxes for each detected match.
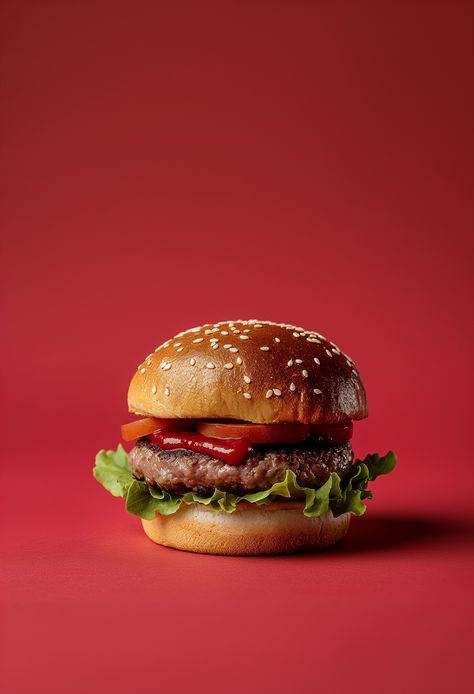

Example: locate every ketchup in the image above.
[149,430,254,466]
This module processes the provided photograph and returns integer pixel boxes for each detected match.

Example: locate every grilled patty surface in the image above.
[129,437,354,495]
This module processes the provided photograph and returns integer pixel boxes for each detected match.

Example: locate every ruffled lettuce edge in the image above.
[93,445,396,520]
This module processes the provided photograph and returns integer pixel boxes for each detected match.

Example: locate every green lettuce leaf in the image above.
[93,446,396,519]
[363,451,397,479]
[93,444,133,497]
[126,480,181,518]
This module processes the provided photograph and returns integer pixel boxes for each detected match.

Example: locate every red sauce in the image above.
[149,429,254,466]
[147,421,353,466]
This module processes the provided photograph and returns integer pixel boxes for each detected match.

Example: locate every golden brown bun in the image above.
[141,501,351,555]
[128,320,367,424]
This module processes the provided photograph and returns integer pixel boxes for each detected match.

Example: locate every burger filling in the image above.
[129,436,354,496]
[93,417,396,519]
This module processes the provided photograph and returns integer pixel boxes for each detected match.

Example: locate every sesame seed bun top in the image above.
[127,320,368,424]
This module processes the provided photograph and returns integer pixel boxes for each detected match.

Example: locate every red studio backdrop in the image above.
[1,1,473,692]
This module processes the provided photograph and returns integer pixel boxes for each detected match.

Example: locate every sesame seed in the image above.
[164,387,170,397]
[254,324,263,328]
[313,388,322,395]
[174,342,181,347]
[177,347,184,352]
[146,360,152,365]
[243,375,251,384]
[325,349,333,358]
[293,332,300,337]
[287,359,293,366]
[229,347,239,353]
[233,329,241,334]
[307,337,320,343]
[190,327,200,333]
[212,344,219,350]
[189,358,196,366]
[206,362,215,369]
[346,359,352,366]
[260,346,270,351]
[236,356,243,365]
[211,327,219,333]
[209,337,219,343]
[193,338,204,343]
[204,329,213,335]
[352,368,358,376]
[274,337,281,342]
[239,335,250,340]
[224,363,233,369]
[243,329,251,333]
[243,392,252,400]
[221,331,229,335]
[314,357,320,365]
[295,359,303,364]
[140,368,146,374]
[163,363,172,371]
[151,385,157,394]
[273,388,282,396]
[266,389,273,398]
[302,369,308,378]
[331,348,340,355]
[223,344,231,349]
[290,382,296,391]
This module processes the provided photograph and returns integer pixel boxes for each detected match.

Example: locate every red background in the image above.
[1,1,473,692]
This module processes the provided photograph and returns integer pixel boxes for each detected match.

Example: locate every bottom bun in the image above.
[141,500,351,555]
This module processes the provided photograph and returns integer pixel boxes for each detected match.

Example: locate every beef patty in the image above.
[129,437,354,495]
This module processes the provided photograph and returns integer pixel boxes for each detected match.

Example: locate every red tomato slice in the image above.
[197,421,310,444]
[121,417,198,441]
[310,421,353,445]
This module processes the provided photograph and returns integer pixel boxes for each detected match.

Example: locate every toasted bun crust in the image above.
[128,320,367,424]
[141,501,351,555]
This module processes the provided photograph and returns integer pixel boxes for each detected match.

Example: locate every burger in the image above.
[93,320,396,555]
